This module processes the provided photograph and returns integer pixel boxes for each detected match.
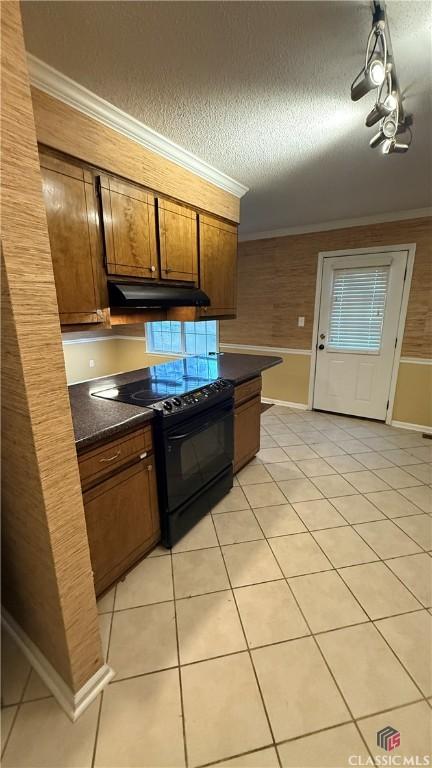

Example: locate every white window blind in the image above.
[327,266,390,352]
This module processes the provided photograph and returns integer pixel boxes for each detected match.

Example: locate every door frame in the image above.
[308,243,416,424]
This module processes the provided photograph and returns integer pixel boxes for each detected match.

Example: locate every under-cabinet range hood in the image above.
[108,282,210,309]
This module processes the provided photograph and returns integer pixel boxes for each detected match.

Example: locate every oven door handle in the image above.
[167,403,233,442]
[168,420,213,441]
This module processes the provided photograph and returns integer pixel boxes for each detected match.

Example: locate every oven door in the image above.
[162,399,234,513]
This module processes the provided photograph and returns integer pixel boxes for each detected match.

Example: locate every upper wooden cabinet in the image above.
[199,215,237,317]
[39,147,239,324]
[39,152,107,326]
[158,199,198,282]
[99,175,159,279]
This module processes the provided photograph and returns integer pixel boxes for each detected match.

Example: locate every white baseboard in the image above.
[391,420,432,435]
[262,397,308,410]
[1,609,114,721]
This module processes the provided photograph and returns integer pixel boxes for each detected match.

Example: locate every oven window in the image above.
[165,403,233,512]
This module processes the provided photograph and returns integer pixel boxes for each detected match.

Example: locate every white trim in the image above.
[399,357,432,365]
[391,420,432,435]
[220,343,312,356]
[1,609,114,721]
[62,335,146,345]
[239,209,432,242]
[386,247,415,424]
[308,244,416,426]
[63,336,116,346]
[261,397,308,410]
[143,352,185,359]
[110,336,146,342]
[28,54,248,199]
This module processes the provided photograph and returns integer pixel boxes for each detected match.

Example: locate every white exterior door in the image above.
[313,251,407,420]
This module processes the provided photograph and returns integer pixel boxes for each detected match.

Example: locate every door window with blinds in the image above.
[327,265,390,354]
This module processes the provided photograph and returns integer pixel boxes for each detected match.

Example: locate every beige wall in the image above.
[220,216,432,428]
[220,346,432,428]
[393,362,432,428]
[63,337,177,384]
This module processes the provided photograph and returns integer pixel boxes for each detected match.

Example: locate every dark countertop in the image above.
[69,352,282,453]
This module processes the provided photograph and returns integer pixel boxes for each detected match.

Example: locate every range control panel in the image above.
[151,379,233,417]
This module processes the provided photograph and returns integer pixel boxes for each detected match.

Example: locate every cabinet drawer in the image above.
[234,376,262,407]
[79,427,153,488]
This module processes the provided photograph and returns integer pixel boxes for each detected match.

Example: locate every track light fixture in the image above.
[351,1,412,154]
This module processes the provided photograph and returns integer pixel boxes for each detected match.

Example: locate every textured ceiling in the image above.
[21,1,432,235]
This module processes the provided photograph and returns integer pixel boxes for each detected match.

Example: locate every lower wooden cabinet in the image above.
[234,377,262,473]
[80,429,160,595]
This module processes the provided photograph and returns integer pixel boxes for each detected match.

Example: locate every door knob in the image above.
[318,344,325,350]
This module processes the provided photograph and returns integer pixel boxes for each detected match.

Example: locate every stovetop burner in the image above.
[91,357,233,418]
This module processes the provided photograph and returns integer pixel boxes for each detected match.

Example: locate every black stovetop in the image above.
[92,356,222,407]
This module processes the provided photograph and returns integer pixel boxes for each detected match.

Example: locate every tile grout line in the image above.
[100,599,430,686]
[265,538,375,763]
[170,549,189,768]
[1,664,33,758]
[278,504,431,704]
[208,508,284,768]
[298,526,430,705]
[260,488,430,740]
[91,583,117,768]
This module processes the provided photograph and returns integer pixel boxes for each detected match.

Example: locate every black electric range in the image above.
[93,358,234,547]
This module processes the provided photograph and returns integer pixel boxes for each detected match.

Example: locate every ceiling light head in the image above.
[365,92,398,127]
[382,139,409,154]
[370,129,386,148]
[369,111,397,148]
[382,113,398,138]
[351,58,386,101]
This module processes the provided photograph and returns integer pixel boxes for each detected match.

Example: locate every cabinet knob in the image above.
[147,464,153,472]
[150,266,156,272]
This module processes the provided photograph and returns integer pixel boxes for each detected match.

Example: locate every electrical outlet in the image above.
[89,359,95,368]
[298,316,305,327]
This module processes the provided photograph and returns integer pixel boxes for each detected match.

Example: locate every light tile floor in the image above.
[2,408,432,768]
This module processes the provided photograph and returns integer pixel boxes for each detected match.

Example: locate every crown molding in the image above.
[27,54,249,199]
[238,208,432,242]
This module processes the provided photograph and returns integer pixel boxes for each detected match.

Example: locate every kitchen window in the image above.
[146,321,218,356]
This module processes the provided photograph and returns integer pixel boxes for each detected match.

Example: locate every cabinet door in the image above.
[234,395,261,473]
[40,153,106,325]
[158,199,198,282]
[83,457,160,595]
[199,215,237,318]
[99,175,159,279]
